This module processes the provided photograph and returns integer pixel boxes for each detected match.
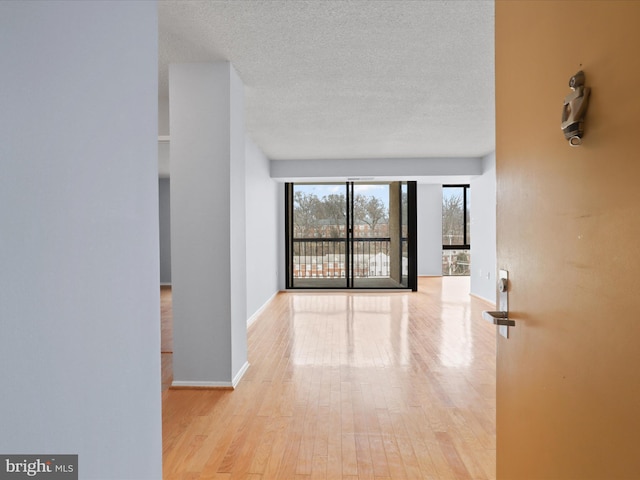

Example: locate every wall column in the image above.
[170,63,248,387]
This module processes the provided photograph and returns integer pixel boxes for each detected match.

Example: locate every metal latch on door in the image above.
[482,310,515,327]
[482,270,515,338]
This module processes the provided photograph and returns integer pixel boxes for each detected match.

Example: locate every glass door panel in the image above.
[352,183,393,288]
[290,183,347,288]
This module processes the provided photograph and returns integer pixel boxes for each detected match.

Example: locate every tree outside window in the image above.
[442,185,470,276]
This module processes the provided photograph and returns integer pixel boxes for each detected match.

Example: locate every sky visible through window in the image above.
[442,186,462,202]
[295,183,390,208]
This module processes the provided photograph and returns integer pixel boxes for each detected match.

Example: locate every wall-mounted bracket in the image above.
[561,70,590,146]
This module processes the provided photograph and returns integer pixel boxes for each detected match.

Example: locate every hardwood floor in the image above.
[161,285,173,392]
[162,277,496,479]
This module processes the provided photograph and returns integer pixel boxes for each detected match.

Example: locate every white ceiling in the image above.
[158,0,495,161]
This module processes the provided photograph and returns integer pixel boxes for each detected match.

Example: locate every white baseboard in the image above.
[232,361,250,388]
[171,362,250,390]
[247,291,279,327]
[171,380,234,389]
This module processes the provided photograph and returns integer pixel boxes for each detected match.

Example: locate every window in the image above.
[442,185,470,276]
[285,181,417,290]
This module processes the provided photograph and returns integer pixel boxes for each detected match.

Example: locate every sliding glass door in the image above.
[286,183,348,288]
[285,181,417,290]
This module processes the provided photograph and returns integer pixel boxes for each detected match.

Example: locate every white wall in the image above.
[159,98,278,322]
[470,152,497,303]
[229,66,248,376]
[170,62,247,386]
[159,178,172,284]
[158,98,170,178]
[271,156,483,181]
[277,186,287,291]
[417,184,444,275]
[159,96,170,136]
[0,2,161,478]
[246,137,281,323]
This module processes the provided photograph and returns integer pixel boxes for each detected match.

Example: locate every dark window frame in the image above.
[442,184,470,250]
[285,181,417,291]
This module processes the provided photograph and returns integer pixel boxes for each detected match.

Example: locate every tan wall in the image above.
[496,1,640,478]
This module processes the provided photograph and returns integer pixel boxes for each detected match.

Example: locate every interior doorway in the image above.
[285,181,417,290]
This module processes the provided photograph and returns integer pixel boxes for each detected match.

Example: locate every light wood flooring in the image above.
[161,277,496,479]
[161,285,173,392]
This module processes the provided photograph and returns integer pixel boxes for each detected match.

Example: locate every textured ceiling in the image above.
[159,0,495,160]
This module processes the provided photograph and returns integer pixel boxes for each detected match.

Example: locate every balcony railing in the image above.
[293,237,404,278]
[442,249,471,276]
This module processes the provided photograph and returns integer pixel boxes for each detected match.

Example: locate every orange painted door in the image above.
[496,1,640,478]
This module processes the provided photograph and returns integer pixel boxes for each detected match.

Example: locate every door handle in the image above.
[482,310,515,327]
[482,269,514,338]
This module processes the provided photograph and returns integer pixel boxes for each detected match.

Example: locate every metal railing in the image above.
[442,249,471,276]
[292,237,395,278]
